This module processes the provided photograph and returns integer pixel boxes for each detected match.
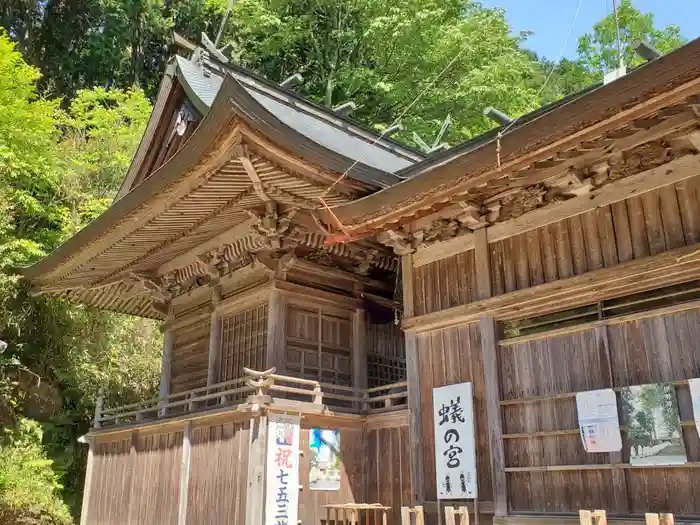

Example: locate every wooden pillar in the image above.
[207,286,222,386]
[245,413,268,525]
[177,421,192,525]
[474,227,492,300]
[479,316,507,516]
[159,322,175,414]
[353,308,367,391]
[401,254,415,318]
[405,331,424,505]
[266,290,286,372]
[79,439,94,525]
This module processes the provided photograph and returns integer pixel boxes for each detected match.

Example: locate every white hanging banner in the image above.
[265,414,301,525]
[576,388,622,453]
[689,378,700,437]
[433,382,477,499]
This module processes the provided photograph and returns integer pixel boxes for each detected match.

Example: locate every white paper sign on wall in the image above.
[433,382,477,500]
[575,389,622,453]
[265,414,301,525]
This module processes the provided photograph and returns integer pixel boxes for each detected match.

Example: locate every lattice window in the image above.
[285,306,352,386]
[366,322,406,388]
[218,304,268,382]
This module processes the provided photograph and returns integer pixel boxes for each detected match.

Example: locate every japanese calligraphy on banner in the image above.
[575,389,622,453]
[432,382,477,500]
[690,378,700,437]
[265,414,300,525]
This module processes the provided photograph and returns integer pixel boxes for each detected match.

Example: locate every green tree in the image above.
[577,0,686,76]
[228,0,542,145]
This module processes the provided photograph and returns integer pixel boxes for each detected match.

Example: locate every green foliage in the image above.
[577,0,686,76]
[0,418,73,525]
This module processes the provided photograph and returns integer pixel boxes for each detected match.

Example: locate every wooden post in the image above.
[93,388,104,429]
[353,308,367,393]
[159,324,175,416]
[245,413,268,525]
[207,286,222,387]
[479,316,507,517]
[266,290,286,373]
[474,227,492,300]
[79,439,94,525]
[177,421,192,525]
[401,254,415,318]
[405,332,424,505]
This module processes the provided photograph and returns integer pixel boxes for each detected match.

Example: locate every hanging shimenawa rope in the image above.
[496,0,586,169]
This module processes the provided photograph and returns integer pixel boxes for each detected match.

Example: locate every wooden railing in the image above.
[94,368,408,429]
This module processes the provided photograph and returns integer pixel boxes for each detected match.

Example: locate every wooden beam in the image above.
[159,325,175,415]
[479,316,507,517]
[266,290,286,373]
[401,254,415,318]
[245,414,268,525]
[207,286,222,386]
[405,332,424,505]
[474,228,492,300]
[157,219,256,276]
[177,421,192,525]
[353,309,367,391]
[239,151,272,202]
[414,153,700,267]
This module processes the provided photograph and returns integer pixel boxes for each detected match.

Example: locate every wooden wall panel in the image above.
[365,425,413,525]
[415,323,493,502]
[499,305,700,515]
[298,422,365,525]
[490,179,700,296]
[286,305,353,385]
[87,432,182,525]
[186,421,250,525]
[413,178,700,316]
[219,304,268,381]
[413,249,477,316]
[171,318,210,394]
[367,322,406,387]
[87,438,132,525]
[128,432,183,525]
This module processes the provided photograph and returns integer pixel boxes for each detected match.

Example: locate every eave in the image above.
[326,37,700,238]
[20,75,400,318]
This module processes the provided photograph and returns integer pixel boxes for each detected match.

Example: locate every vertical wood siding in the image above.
[87,438,133,525]
[365,424,413,525]
[186,421,250,525]
[413,249,477,316]
[415,323,493,502]
[87,432,182,525]
[490,178,700,296]
[499,306,700,514]
[413,178,700,316]
[128,432,183,525]
[171,318,211,393]
[219,304,268,381]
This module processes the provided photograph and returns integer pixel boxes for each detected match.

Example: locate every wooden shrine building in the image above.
[22,34,700,525]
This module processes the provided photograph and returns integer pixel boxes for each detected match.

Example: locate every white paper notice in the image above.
[689,378,700,438]
[265,414,301,525]
[433,382,477,499]
[576,389,622,453]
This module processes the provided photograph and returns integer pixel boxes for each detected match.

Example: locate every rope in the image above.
[494,0,585,169]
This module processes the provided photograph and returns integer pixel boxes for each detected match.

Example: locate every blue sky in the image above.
[480,0,700,61]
